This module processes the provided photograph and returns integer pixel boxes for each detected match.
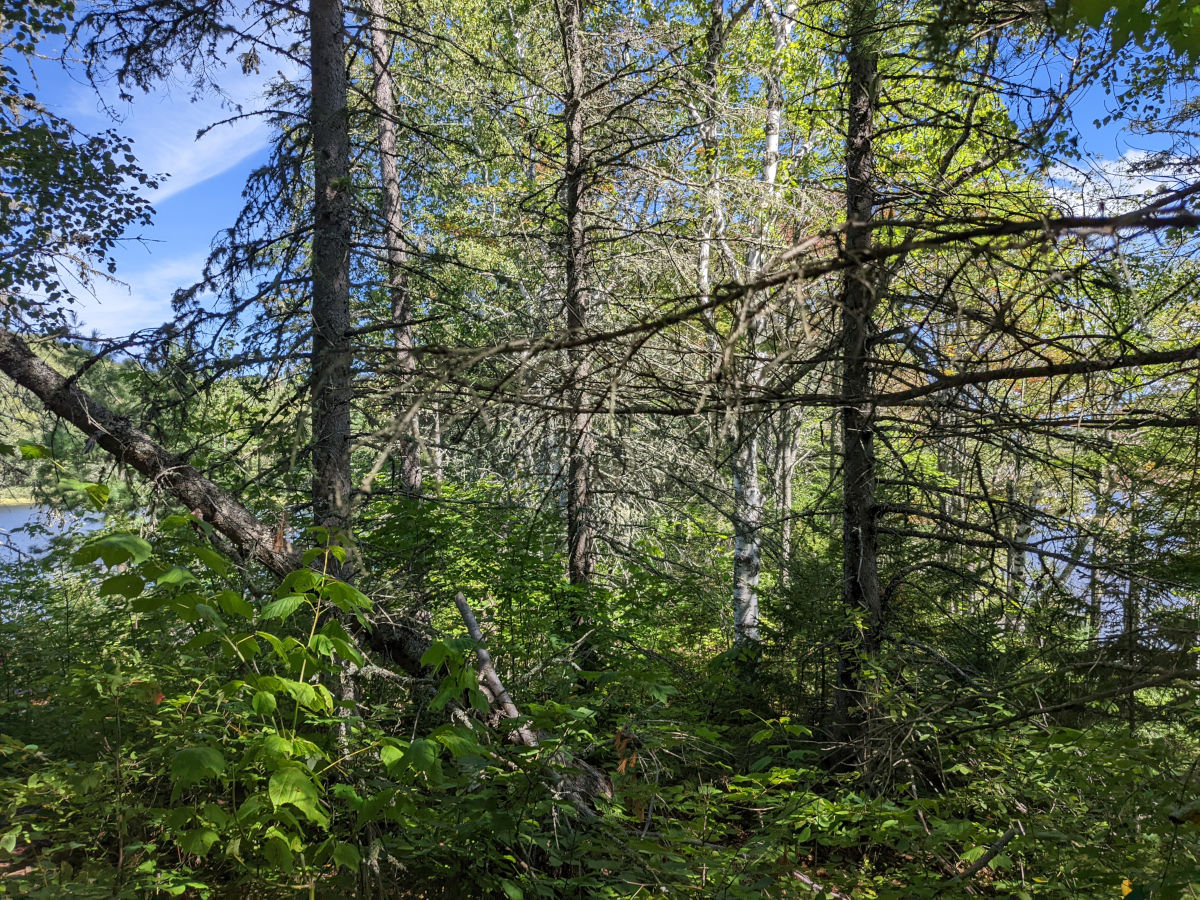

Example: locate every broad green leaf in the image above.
[202,803,230,829]
[171,746,225,789]
[420,640,451,670]
[1070,0,1110,27]
[322,579,371,613]
[380,741,407,770]
[263,835,294,873]
[269,767,328,826]
[215,590,254,618]
[177,827,218,858]
[99,573,144,598]
[269,767,318,807]
[156,566,198,587]
[73,533,153,567]
[17,441,51,460]
[194,603,226,629]
[261,594,307,620]
[192,544,230,575]
[332,842,361,871]
[404,739,441,780]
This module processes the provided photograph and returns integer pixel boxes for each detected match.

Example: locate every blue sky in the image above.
[36,22,1173,339]
[34,51,281,337]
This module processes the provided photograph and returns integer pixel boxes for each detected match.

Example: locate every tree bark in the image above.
[365,0,421,496]
[0,328,299,579]
[310,0,354,570]
[1005,481,1040,627]
[695,0,726,319]
[775,408,798,587]
[730,0,797,648]
[834,0,881,737]
[560,0,596,593]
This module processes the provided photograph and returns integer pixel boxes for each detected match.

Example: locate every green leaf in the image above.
[500,880,524,900]
[322,579,371,613]
[195,603,226,629]
[73,533,153,567]
[269,766,328,826]
[1070,0,1110,27]
[202,803,230,829]
[404,739,441,780]
[252,691,277,716]
[225,633,261,661]
[192,544,230,575]
[171,746,226,789]
[18,441,51,460]
[215,590,254,618]
[177,827,218,858]
[57,478,110,510]
[380,741,407,770]
[156,566,198,587]
[961,845,987,863]
[269,767,318,807]
[85,482,109,509]
[257,630,288,661]
[332,842,361,871]
[420,640,452,669]
[0,825,19,854]
[434,725,484,759]
[261,594,307,621]
[263,835,294,873]
[99,573,144,598]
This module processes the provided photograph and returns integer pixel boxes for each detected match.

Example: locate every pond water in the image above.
[0,504,99,562]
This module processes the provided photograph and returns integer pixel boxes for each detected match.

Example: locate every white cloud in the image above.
[62,71,277,203]
[73,252,210,337]
[1046,150,1192,217]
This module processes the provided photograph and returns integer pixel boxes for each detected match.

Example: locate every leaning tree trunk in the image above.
[366,0,422,496]
[310,0,354,574]
[0,327,299,579]
[833,0,882,741]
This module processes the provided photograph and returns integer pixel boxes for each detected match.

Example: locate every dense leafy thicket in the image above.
[3,0,1200,897]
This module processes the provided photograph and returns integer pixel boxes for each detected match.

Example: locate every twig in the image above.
[938,821,1025,894]
[453,592,538,748]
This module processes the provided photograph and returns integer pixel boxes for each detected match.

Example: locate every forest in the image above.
[2,0,1200,896]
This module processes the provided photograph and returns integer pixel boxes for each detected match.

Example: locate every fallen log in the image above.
[0,327,610,807]
[0,328,298,578]
[0,327,431,677]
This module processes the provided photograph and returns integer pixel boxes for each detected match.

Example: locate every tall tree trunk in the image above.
[696,0,725,321]
[1004,481,1040,630]
[560,0,596,598]
[1088,540,1104,640]
[366,0,421,496]
[775,408,798,587]
[1123,497,1140,732]
[834,0,881,737]
[310,0,354,574]
[730,0,796,648]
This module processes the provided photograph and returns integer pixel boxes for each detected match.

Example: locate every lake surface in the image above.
[0,504,98,562]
